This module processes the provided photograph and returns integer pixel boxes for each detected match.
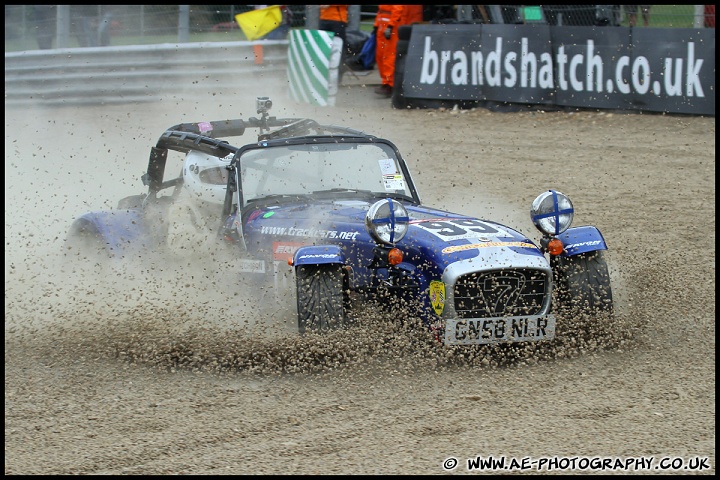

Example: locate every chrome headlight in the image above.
[365,198,409,245]
[530,190,574,236]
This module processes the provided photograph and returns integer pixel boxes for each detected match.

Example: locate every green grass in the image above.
[623,5,697,28]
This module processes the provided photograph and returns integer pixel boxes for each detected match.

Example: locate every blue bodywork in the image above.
[70,210,151,257]
[557,226,608,256]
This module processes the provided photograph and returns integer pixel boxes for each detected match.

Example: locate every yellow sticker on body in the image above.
[429,280,446,316]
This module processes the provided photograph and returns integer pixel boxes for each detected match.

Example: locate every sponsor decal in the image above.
[383,174,405,191]
[198,121,213,133]
[442,241,538,254]
[262,211,275,218]
[260,225,360,240]
[247,210,263,222]
[409,217,469,224]
[272,242,306,261]
[299,253,337,259]
[429,280,446,316]
[565,240,602,250]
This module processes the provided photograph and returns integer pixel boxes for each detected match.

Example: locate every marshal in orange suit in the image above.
[373,5,423,97]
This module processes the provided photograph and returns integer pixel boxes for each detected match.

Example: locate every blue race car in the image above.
[67,97,613,345]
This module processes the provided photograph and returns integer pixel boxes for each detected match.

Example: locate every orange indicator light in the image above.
[547,238,564,256]
[388,248,403,265]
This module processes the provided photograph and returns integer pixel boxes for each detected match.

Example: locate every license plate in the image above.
[237,258,266,273]
[444,315,556,345]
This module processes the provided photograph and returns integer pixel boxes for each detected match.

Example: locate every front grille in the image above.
[453,269,548,318]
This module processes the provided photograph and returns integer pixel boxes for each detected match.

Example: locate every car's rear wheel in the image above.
[552,250,614,316]
[296,264,347,334]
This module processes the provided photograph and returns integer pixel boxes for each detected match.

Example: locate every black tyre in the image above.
[395,39,409,56]
[398,25,412,41]
[296,264,347,334]
[552,250,614,315]
[391,39,409,109]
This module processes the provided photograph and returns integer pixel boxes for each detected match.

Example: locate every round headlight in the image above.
[365,198,409,245]
[530,190,574,236]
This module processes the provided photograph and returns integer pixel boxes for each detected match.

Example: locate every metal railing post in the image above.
[305,5,319,30]
[348,5,361,31]
[56,5,71,48]
[457,5,473,22]
[178,5,190,43]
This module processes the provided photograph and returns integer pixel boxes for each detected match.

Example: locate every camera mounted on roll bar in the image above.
[255,96,273,134]
[256,96,272,115]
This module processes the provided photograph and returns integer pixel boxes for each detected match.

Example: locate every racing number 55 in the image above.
[421,219,499,238]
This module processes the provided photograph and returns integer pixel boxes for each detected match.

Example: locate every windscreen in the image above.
[239,141,413,205]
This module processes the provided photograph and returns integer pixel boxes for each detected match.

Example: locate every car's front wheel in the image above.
[295,264,347,334]
[552,250,614,316]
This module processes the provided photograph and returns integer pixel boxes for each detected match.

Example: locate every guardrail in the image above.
[4,41,289,106]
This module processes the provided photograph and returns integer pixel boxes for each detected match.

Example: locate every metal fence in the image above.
[4,5,713,52]
[4,41,289,106]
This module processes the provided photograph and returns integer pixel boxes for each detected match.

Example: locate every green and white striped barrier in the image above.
[287,29,342,107]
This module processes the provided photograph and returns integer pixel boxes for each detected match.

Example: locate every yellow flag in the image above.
[235,6,282,41]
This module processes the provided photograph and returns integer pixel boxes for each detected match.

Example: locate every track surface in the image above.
[5,77,715,474]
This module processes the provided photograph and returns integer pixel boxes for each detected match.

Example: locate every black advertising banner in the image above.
[552,27,715,114]
[551,26,632,110]
[401,24,715,115]
[630,28,715,115]
[403,24,485,101]
[478,24,555,105]
[403,24,554,104]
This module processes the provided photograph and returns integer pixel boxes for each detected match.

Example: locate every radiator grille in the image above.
[453,269,548,318]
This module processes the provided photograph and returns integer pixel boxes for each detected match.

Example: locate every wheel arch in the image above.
[68,210,147,255]
[292,244,346,267]
[557,225,608,257]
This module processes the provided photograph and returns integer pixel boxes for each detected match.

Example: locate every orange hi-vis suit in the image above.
[319,5,348,23]
[374,5,423,87]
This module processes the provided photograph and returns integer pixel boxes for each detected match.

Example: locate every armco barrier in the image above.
[4,41,289,106]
